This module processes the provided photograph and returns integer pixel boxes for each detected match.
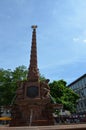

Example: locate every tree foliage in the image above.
[49,80,79,113]
[0,65,28,106]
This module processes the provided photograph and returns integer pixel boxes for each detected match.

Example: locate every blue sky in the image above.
[0,0,86,84]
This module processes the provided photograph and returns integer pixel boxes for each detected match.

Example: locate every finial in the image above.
[31,25,37,29]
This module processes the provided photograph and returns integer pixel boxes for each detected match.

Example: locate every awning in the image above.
[0,117,11,121]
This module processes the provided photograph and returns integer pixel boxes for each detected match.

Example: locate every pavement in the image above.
[0,124,86,130]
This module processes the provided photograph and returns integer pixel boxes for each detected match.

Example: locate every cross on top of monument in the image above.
[31,25,37,29]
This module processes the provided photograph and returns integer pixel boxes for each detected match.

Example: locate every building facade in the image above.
[68,74,86,115]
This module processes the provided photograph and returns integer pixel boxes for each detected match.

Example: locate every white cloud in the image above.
[83,39,86,43]
[73,37,86,43]
[73,38,79,42]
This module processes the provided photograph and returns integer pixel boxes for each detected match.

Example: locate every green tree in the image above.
[12,65,28,81]
[49,80,79,113]
[0,68,13,106]
[12,65,28,91]
[0,66,28,106]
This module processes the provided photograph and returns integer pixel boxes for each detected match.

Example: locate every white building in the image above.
[68,74,86,115]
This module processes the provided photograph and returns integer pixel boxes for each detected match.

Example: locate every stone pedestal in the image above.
[10,98,54,126]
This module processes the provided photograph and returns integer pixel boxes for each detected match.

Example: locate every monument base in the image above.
[10,98,54,126]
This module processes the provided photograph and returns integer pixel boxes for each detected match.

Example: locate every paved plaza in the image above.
[0,124,86,130]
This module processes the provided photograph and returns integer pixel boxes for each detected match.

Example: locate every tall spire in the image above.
[27,25,39,81]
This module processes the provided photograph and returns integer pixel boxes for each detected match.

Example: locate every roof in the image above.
[68,74,86,87]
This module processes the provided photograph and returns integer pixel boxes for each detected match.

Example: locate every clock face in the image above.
[27,86,39,98]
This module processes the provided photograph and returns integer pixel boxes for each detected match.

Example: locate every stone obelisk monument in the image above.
[10,26,54,126]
